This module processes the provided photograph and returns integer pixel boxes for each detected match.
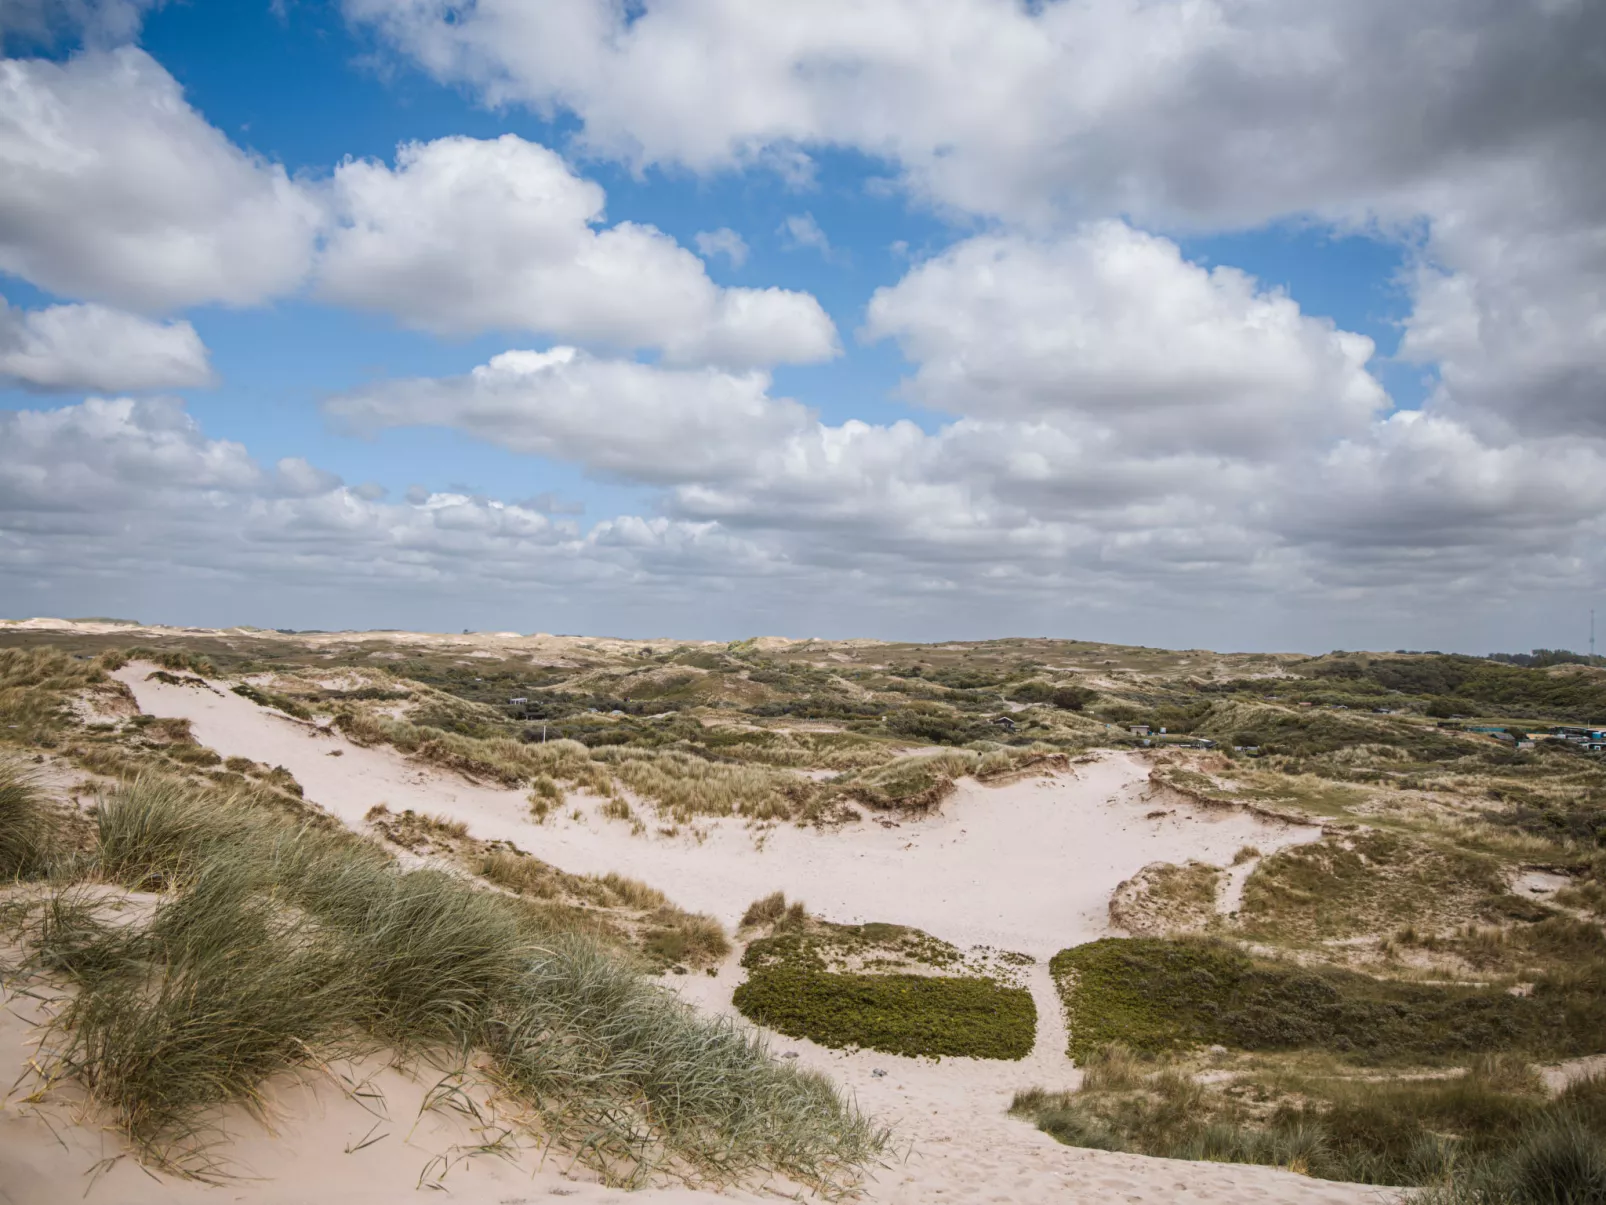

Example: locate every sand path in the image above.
[11,665,1394,1204]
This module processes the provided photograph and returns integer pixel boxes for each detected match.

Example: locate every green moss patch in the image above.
[1050,937,1606,1064]
[734,966,1035,1060]
[734,918,1036,1059]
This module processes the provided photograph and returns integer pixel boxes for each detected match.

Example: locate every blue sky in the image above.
[5,0,1413,499]
[0,0,1600,649]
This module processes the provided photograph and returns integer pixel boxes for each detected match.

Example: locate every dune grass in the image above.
[0,760,55,877]
[1013,1050,1606,1197]
[12,777,882,1187]
[841,746,1068,812]
[741,890,806,929]
[363,804,730,971]
[597,747,821,821]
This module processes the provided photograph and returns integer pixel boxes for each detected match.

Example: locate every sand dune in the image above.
[0,664,1394,1204]
[110,665,1323,956]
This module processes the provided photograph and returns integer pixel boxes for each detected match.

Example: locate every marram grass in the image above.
[17,777,884,1188]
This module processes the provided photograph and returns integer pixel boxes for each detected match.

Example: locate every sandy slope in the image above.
[0,990,756,1205]
[0,665,1395,1204]
[108,665,1321,957]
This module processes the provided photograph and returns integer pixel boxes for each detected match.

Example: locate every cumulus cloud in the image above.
[342,1,1604,226]
[694,227,748,268]
[0,397,260,518]
[865,223,1387,457]
[0,0,157,47]
[779,213,831,256]
[0,397,783,630]
[0,294,213,391]
[0,48,321,310]
[346,0,1606,455]
[1398,152,1606,439]
[6,384,1606,640]
[319,135,838,366]
[325,345,814,484]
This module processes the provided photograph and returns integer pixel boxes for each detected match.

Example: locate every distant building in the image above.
[509,696,528,705]
[1129,724,1151,737]
[1552,726,1606,742]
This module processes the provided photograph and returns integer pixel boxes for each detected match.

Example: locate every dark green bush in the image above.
[1050,938,1604,1063]
[734,966,1035,1060]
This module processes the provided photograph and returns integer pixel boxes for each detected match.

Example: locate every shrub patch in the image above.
[1050,937,1605,1063]
[734,966,1035,1060]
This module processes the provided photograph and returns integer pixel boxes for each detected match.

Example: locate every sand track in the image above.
[0,665,1392,1204]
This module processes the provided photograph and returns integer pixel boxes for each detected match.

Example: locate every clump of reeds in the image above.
[0,760,54,877]
[22,777,881,1187]
[741,891,806,930]
[597,748,813,822]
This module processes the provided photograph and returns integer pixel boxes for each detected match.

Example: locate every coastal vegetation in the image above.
[733,903,1036,1059]
[4,622,1605,1196]
[0,774,881,1188]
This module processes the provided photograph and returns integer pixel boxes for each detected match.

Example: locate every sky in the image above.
[0,0,1603,653]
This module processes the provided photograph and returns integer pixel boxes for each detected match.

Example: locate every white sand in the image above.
[0,664,1395,1203]
[0,986,753,1205]
[109,665,1323,958]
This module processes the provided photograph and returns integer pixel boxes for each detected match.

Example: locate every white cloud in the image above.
[346,0,1606,458]
[5,389,1606,643]
[1398,152,1606,439]
[0,294,213,391]
[779,213,831,256]
[325,346,814,485]
[0,397,260,518]
[342,1,1604,227]
[0,397,770,630]
[0,0,157,48]
[0,48,322,310]
[864,223,1387,457]
[694,227,748,268]
[319,135,837,366]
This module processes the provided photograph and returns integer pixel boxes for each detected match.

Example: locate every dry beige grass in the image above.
[1108,861,1222,937]
[363,804,729,970]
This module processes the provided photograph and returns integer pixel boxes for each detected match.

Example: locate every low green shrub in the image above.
[735,965,1035,1059]
[1050,937,1605,1063]
[1015,1064,1606,1193]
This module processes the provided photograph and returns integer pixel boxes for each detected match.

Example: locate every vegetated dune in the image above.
[0,994,755,1205]
[110,664,1323,955]
[12,662,1396,1205]
[9,627,1606,1202]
